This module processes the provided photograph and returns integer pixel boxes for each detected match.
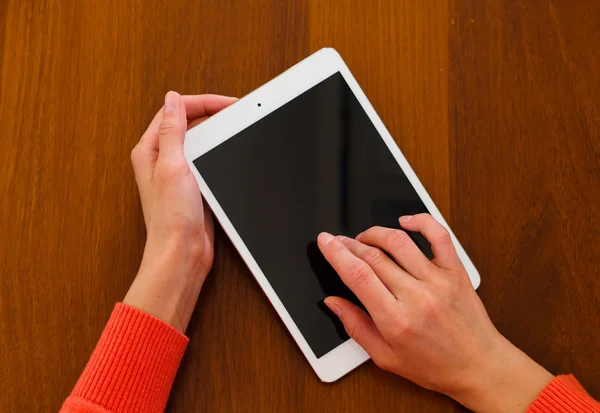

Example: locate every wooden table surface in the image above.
[1,0,599,411]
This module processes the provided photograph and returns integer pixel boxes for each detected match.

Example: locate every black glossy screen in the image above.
[193,72,431,358]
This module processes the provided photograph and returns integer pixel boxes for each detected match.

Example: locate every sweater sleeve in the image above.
[527,375,600,413]
[60,303,188,413]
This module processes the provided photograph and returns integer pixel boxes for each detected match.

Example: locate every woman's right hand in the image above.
[318,214,553,413]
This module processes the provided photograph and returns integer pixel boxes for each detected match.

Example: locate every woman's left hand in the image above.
[124,92,236,332]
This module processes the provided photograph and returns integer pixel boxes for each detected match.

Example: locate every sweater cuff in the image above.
[70,303,188,413]
[527,375,600,412]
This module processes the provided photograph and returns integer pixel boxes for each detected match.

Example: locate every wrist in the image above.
[450,335,553,413]
[124,240,210,332]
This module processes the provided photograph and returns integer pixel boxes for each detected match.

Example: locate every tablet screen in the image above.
[193,72,431,358]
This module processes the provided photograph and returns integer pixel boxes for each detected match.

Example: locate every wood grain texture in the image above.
[0,0,598,411]
[448,0,600,398]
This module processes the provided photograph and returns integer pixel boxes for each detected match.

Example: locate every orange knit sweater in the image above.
[60,304,600,413]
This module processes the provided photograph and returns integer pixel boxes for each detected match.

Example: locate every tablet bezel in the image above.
[184,48,481,382]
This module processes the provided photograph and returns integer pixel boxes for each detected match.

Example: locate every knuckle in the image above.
[385,230,410,250]
[442,277,462,297]
[436,228,452,246]
[363,247,384,266]
[422,214,438,228]
[362,226,382,239]
[422,293,443,317]
[158,121,177,136]
[328,239,345,252]
[347,323,361,343]
[421,214,453,246]
[420,213,434,222]
[348,262,371,288]
[158,157,187,180]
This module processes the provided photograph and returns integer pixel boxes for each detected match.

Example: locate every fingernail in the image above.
[164,91,180,114]
[318,232,335,246]
[399,215,413,224]
[226,96,239,101]
[355,232,363,241]
[335,235,347,242]
[324,299,341,317]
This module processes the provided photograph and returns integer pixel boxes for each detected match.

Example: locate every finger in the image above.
[336,236,417,297]
[138,107,163,149]
[324,297,396,369]
[158,91,187,159]
[201,202,214,274]
[399,214,462,270]
[357,226,434,280]
[317,232,396,316]
[187,116,209,130]
[202,200,214,247]
[182,95,237,119]
[131,109,163,185]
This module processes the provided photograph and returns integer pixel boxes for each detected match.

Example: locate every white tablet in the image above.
[184,48,481,382]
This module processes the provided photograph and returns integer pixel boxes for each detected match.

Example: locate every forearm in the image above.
[451,335,553,412]
[60,304,188,413]
[123,240,207,333]
[61,92,227,413]
[449,334,599,413]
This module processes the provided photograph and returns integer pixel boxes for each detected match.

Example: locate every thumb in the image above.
[158,91,187,159]
[324,297,396,369]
